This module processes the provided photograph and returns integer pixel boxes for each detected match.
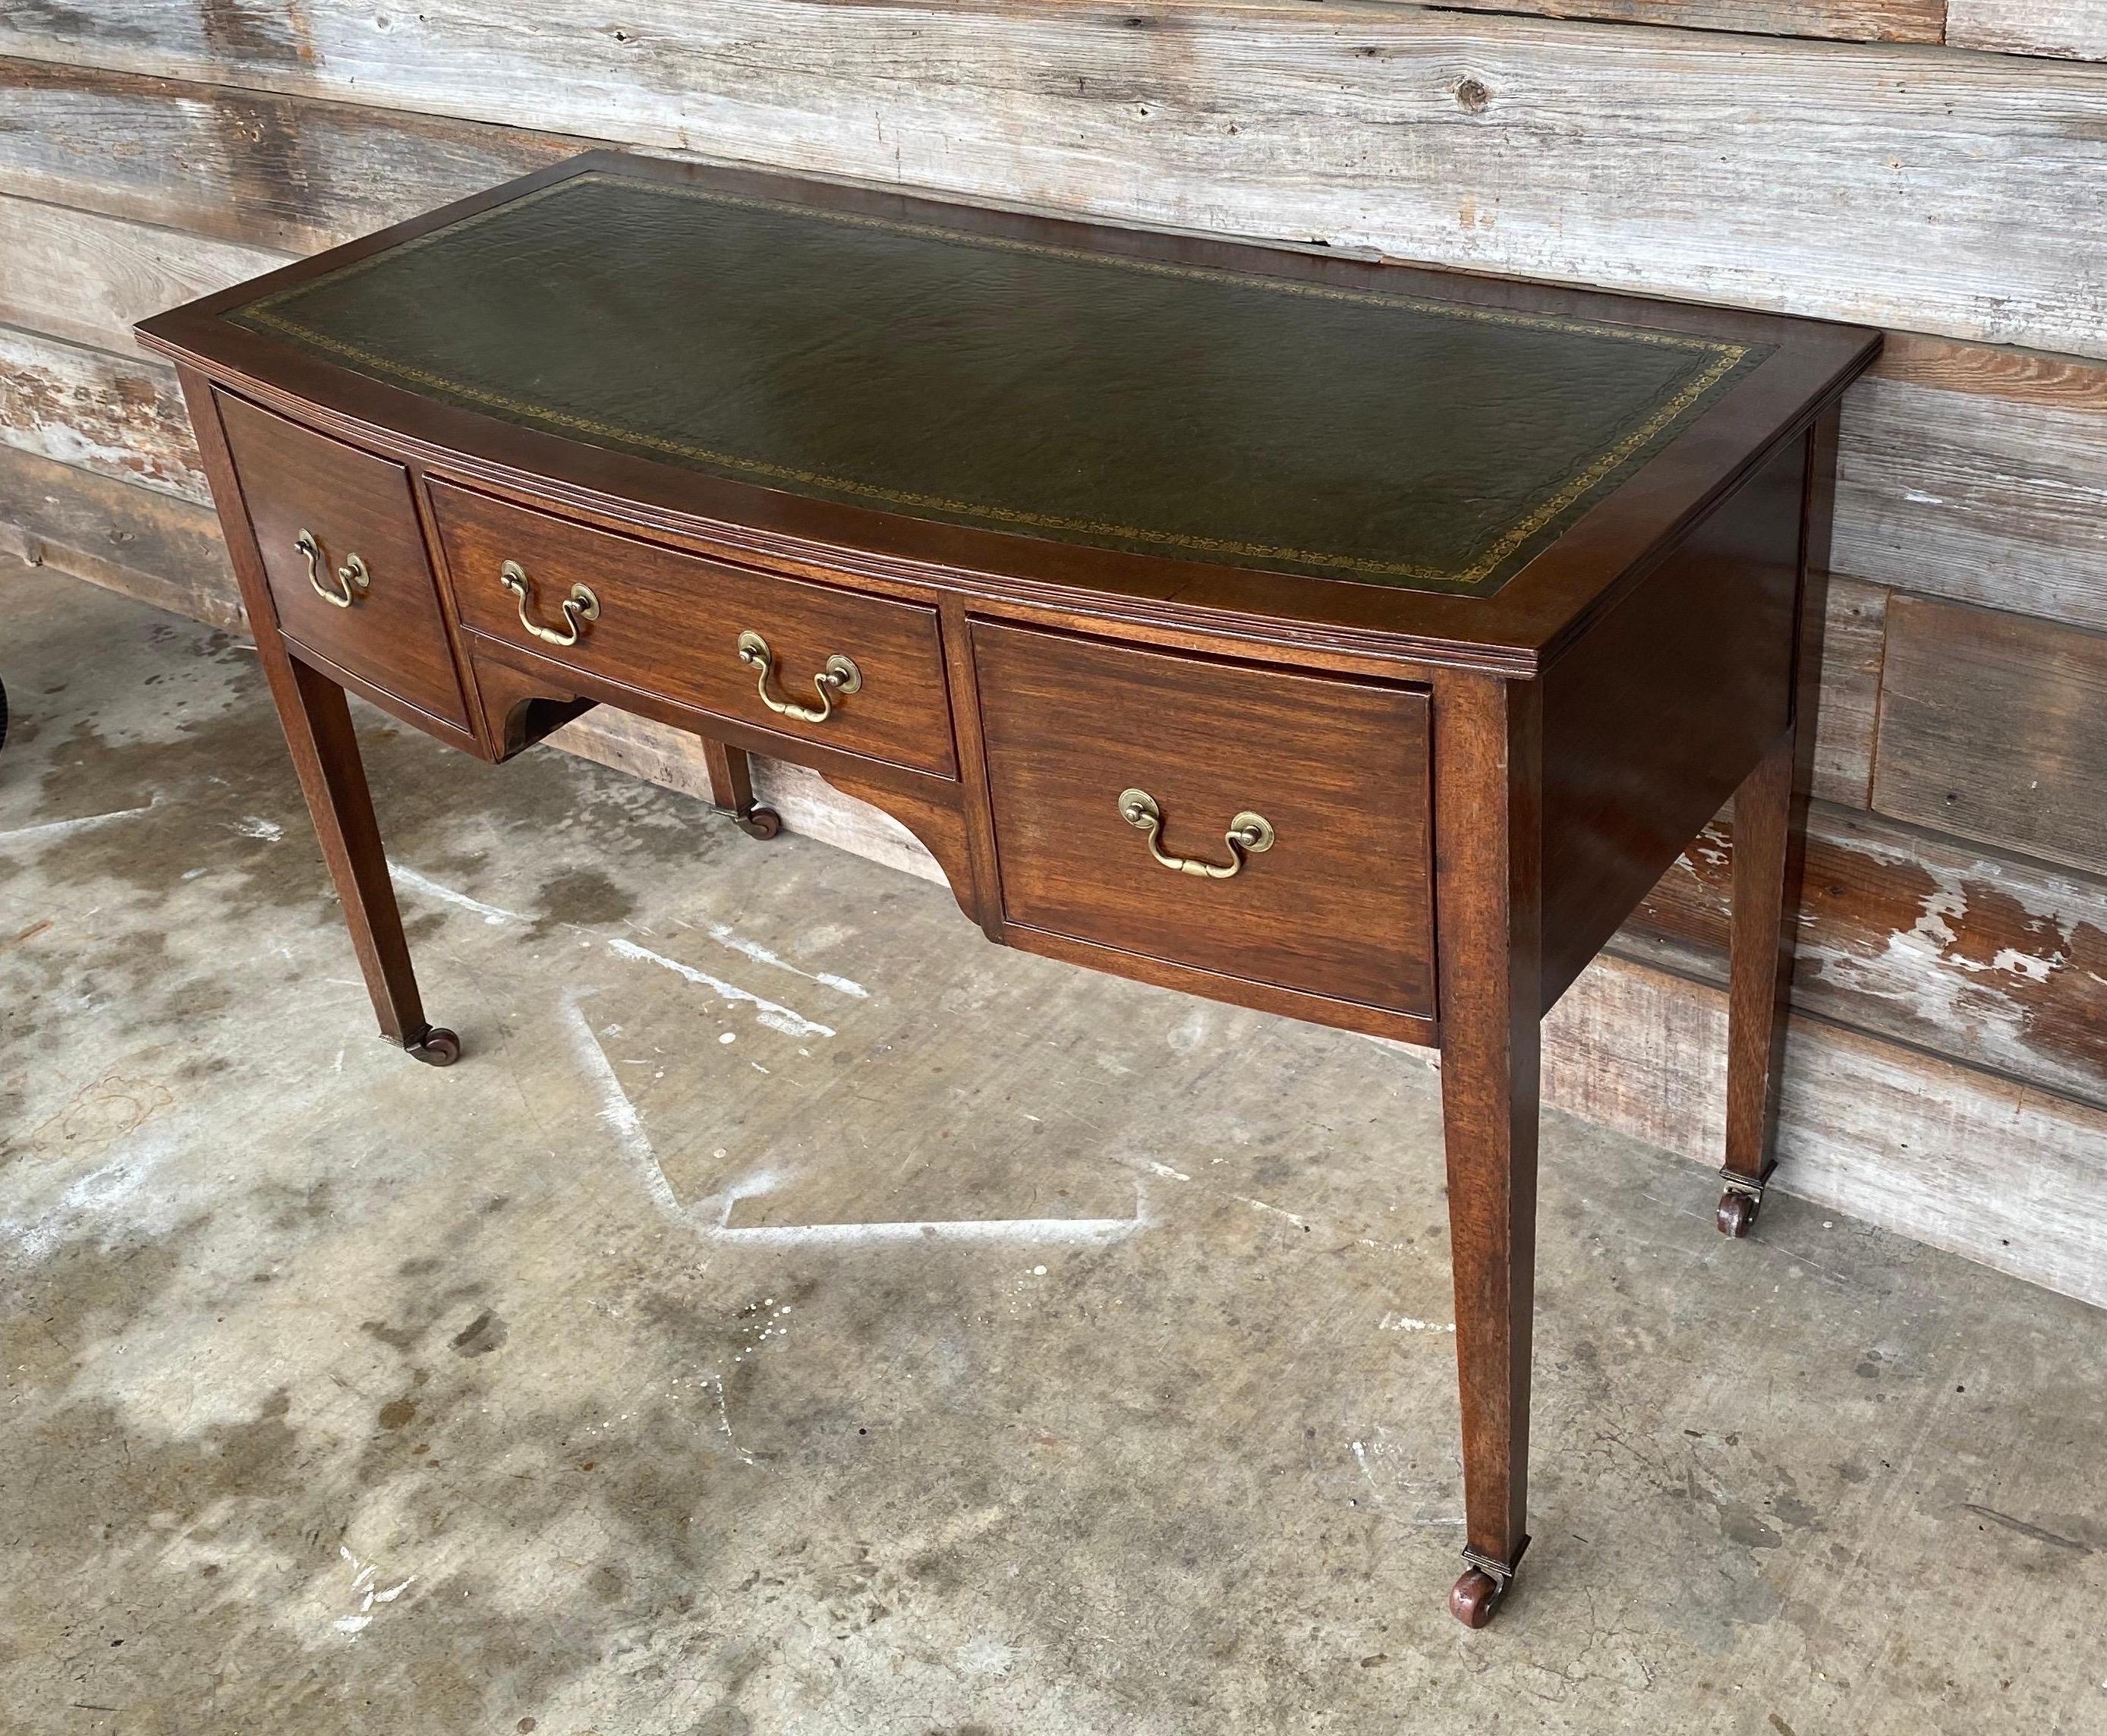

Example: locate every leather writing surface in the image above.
[232,171,1765,594]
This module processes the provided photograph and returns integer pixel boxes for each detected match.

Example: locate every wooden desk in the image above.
[139,152,1879,1627]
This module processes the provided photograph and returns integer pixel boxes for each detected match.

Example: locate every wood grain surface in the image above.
[0,194,289,355]
[218,392,471,728]
[0,324,205,503]
[0,57,577,252]
[433,480,959,780]
[0,440,240,628]
[1947,0,2107,59]
[1419,0,1943,42]
[1624,799,2107,1111]
[1872,596,2107,877]
[975,619,1436,1015]
[1836,365,2107,629]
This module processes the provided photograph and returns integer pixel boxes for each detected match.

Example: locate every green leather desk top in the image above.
[231,169,1765,595]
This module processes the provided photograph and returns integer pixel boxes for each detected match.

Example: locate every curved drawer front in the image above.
[430,482,956,778]
[216,393,469,729]
[975,622,1435,1016]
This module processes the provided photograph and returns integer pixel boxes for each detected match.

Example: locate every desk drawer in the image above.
[430,483,956,778]
[975,622,1435,1016]
[217,393,469,729]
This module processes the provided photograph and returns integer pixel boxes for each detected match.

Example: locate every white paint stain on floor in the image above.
[0,794,162,844]
[706,1370,759,1466]
[562,989,685,1224]
[689,917,869,998]
[703,1214,1145,1247]
[559,999,1146,1246]
[607,937,834,1039]
[388,861,530,926]
[334,1546,414,1640]
[389,860,840,1038]
[716,1164,1145,1246]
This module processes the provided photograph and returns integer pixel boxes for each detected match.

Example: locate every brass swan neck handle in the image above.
[295,528,370,609]
[1117,788,1274,880]
[501,559,600,647]
[738,630,861,724]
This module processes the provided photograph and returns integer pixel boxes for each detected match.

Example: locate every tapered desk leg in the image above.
[263,652,458,1066]
[703,737,780,840]
[1717,405,1835,1237]
[177,362,455,1067]
[1434,674,1542,1629]
[1718,727,1799,1235]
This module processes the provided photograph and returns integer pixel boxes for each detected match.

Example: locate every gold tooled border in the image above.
[236,172,1753,588]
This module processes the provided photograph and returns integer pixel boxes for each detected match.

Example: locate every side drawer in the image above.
[216,393,469,729]
[975,622,1435,1016]
[430,482,956,779]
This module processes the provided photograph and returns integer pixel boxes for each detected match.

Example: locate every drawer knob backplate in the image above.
[295,528,370,610]
[1117,787,1274,880]
[501,559,600,647]
[738,629,861,725]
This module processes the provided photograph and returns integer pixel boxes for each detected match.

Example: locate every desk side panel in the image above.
[1537,432,1807,1010]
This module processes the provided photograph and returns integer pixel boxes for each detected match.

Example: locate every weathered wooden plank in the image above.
[1835,358,2107,629]
[1872,596,2107,878]
[1620,801,2107,1112]
[1808,575,1885,809]
[1424,0,1942,41]
[0,193,291,355]
[1546,951,2107,1310]
[0,56,578,253]
[6,3,2107,358]
[1871,329,2107,408]
[0,443,241,628]
[0,324,206,503]
[1947,0,2107,61]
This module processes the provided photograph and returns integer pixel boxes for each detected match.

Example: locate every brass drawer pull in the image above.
[738,630,862,724]
[295,528,370,609]
[501,559,600,647]
[1118,788,1274,880]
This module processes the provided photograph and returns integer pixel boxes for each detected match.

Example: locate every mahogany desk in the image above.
[140,153,1879,1627]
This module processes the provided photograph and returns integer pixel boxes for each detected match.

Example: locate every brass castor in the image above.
[736,805,782,840]
[1450,1567,1505,1629]
[1717,1189,1758,1238]
[407,1026,461,1067]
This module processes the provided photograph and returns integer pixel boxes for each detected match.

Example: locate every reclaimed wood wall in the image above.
[2,4,2103,1304]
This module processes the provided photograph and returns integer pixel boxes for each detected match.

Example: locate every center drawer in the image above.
[429,482,956,778]
[974,622,1435,1016]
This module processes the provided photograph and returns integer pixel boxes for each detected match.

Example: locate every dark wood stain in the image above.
[141,150,1881,1627]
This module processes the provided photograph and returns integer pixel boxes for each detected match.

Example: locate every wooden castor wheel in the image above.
[1717,1189,1758,1238]
[736,805,782,840]
[407,1026,462,1067]
[1449,1567,1505,1629]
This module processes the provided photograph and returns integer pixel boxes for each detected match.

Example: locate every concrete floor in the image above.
[3,568,2105,1736]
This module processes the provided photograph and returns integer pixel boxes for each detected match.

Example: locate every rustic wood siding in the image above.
[7,7,2107,354]
[1872,597,2107,876]
[1423,0,1945,43]
[0,325,205,503]
[1947,0,2107,61]
[2,9,2104,1303]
